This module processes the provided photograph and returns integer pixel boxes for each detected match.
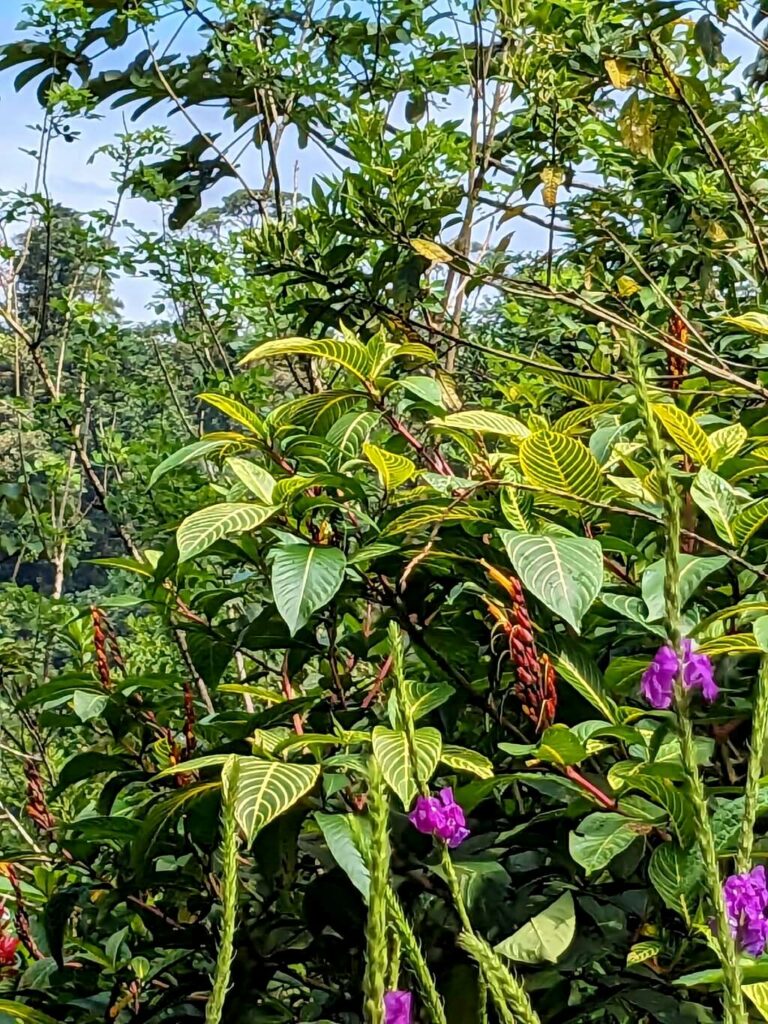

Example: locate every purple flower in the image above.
[640,639,718,709]
[724,866,768,956]
[409,787,469,848]
[384,990,412,1024]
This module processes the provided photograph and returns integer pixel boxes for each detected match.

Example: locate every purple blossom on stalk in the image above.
[384,990,412,1024]
[640,638,718,710]
[408,787,470,848]
[723,866,768,957]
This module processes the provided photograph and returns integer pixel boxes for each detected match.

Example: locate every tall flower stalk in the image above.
[736,655,768,874]
[205,759,241,1024]
[363,757,390,1024]
[630,342,747,1024]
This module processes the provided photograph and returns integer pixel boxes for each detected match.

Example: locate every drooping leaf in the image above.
[500,531,604,631]
[536,725,589,766]
[690,467,742,543]
[372,726,442,809]
[411,238,452,262]
[383,502,493,537]
[495,891,575,964]
[733,496,768,545]
[315,812,370,900]
[519,430,603,500]
[0,1000,60,1024]
[224,756,320,842]
[271,544,346,635]
[177,502,276,561]
[149,437,235,487]
[547,641,621,723]
[723,312,768,336]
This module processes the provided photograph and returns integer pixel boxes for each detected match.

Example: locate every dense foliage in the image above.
[6,0,768,1021]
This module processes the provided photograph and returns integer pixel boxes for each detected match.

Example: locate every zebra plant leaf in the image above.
[430,410,530,440]
[519,430,603,500]
[238,335,372,382]
[363,442,417,490]
[652,404,713,466]
[223,756,320,842]
[499,530,604,631]
[177,502,276,561]
[372,725,442,809]
[733,496,768,546]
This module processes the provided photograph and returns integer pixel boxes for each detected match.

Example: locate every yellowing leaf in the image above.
[605,57,634,89]
[617,275,640,297]
[619,93,654,157]
[723,312,768,337]
[411,238,453,263]
[541,165,565,209]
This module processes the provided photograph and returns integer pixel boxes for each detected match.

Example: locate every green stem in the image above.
[630,342,747,1024]
[458,931,541,1024]
[736,655,768,873]
[364,758,389,1024]
[440,846,473,933]
[386,890,448,1024]
[205,763,240,1024]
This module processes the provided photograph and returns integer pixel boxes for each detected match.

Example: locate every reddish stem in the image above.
[564,765,618,810]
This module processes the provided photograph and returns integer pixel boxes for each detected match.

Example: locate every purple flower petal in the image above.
[384,989,412,1024]
[409,788,469,847]
[640,640,718,708]
[724,866,768,957]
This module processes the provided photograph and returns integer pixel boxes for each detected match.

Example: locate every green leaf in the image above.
[239,335,372,382]
[402,678,454,720]
[430,410,529,439]
[326,411,378,459]
[755,616,768,653]
[648,843,703,924]
[519,430,603,500]
[315,812,370,900]
[155,753,229,778]
[690,467,741,543]
[745,982,768,1020]
[372,726,442,809]
[72,690,108,722]
[733,496,768,545]
[271,544,346,635]
[709,423,747,468]
[569,812,638,873]
[536,725,589,766]
[226,457,276,503]
[696,633,760,656]
[383,502,492,537]
[149,437,233,487]
[495,892,576,965]
[652,404,713,465]
[362,442,416,490]
[177,502,276,561]
[499,470,533,531]
[626,940,663,966]
[440,745,494,779]
[500,531,604,631]
[618,770,695,847]
[197,392,265,436]
[224,756,320,842]
[547,641,620,723]
[0,1000,60,1024]
[641,554,729,621]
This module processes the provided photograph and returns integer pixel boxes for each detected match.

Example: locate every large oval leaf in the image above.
[519,430,603,500]
[239,336,372,382]
[224,756,320,842]
[500,530,603,631]
[652,404,712,466]
[372,725,442,809]
[430,410,530,439]
[271,543,346,635]
[494,892,576,964]
[177,502,276,561]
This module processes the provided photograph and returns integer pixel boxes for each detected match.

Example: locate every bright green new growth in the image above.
[363,757,390,1024]
[205,759,241,1024]
[629,342,747,1024]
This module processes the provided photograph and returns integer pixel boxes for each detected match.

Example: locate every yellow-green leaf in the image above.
[362,442,416,490]
[440,745,494,779]
[430,410,529,439]
[733,497,768,546]
[383,502,492,537]
[652,404,713,466]
[239,336,372,382]
[626,940,663,966]
[177,502,276,561]
[709,423,747,468]
[197,392,265,436]
[226,457,276,504]
[519,430,603,500]
[697,634,760,656]
[372,725,442,808]
[411,238,452,263]
[223,756,321,842]
[723,312,768,337]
